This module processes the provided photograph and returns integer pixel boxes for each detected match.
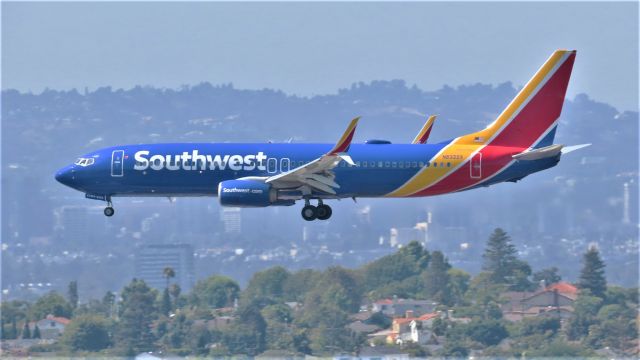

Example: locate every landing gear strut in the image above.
[300,199,332,221]
[104,200,115,217]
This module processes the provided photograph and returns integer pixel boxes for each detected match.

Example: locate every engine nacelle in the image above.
[218,179,295,207]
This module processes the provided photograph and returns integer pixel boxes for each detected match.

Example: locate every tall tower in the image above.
[623,182,630,224]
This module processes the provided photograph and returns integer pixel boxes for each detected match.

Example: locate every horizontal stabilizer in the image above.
[512,144,563,161]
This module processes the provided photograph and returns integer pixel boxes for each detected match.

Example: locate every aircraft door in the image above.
[470,152,482,179]
[111,150,124,177]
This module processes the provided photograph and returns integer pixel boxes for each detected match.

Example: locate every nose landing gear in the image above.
[301,199,332,221]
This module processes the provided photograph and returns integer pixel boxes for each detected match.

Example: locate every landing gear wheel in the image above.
[316,204,332,220]
[104,207,115,217]
[301,205,317,221]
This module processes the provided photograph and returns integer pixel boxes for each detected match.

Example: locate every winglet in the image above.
[328,117,360,155]
[412,115,437,144]
[561,143,591,154]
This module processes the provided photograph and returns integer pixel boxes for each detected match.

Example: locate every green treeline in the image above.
[1,228,637,357]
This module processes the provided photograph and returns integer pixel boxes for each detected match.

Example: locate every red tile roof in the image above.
[546,282,578,295]
[375,299,394,305]
[42,314,71,325]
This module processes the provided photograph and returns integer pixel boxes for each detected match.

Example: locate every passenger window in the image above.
[392,162,397,168]
[419,162,425,167]
[440,162,444,167]
[412,161,418,168]
[433,162,437,167]
[267,158,277,173]
[384,161,390,168]
[378,161,383,168]
[447,162,451,167]
[399,162,404,168]
[362,162,368,168]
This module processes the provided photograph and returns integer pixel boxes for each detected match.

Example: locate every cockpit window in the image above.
[74,158,95,167]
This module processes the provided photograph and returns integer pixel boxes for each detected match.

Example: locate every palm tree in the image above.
[163,267,175,289]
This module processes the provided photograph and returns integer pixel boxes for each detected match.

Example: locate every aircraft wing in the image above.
[265,117,360,195]
[412,115,437,144]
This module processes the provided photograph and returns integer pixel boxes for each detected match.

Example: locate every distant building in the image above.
[134,244,195,291]
[28,314,70,339]
[220,207,242,234]
[501,282,578,321]
[372,298,437,317]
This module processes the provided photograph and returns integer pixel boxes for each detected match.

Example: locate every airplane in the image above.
[55,49,590,221]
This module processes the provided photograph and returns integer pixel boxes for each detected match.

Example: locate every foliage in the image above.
[481,228,535,291]
[189,275,240,309]
[282,269,322,302]
[519,316,560,337]
[21,321,31,339]
[114,279,158,354]
[566,291,603,340]
[30,291,73,320]
[61,314,111,352]
[447,268,471,305]
[362,241,429,293]
[463,318,508,346]
[67,281,79,309]
[32,324,41,339]
[578,246,607,298]
[243,266,290,302]
[532,266,562,286]
[161,288,172,316]
[527,338,594,357]
[423,250,452,304]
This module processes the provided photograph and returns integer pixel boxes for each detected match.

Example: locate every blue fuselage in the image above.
[55,142,558,200]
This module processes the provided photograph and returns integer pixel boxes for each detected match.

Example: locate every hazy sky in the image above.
[2,2,638,111]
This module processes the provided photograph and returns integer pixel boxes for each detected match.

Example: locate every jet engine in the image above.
[218,179,295,207]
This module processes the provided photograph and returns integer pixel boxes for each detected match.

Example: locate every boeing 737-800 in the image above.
[55,50,589,221]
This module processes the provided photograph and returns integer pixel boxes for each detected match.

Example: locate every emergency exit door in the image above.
[111,150,124,177]
[470,152,482,179]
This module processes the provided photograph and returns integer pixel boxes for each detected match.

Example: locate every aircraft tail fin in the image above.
[458,50,576,149]
[412,115,437,144]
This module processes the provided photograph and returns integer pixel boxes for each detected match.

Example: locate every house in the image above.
[366,311,440,345]
[371,298,437,317]
[29,314,70,339]
[501,282,578,321]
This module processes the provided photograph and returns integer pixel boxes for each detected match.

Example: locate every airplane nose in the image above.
[55,167,75,187]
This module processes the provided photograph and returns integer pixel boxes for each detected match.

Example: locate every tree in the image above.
[447,268,471,305]
[30,291,73,320]
[21,321,31,339]
[567,291,603,340]
[363,241,430,291]
[163,267,175,289]
[33,324,41,339]
[11,319,18,339]
[115,279,158,354]
[68,281,79,309]
[482,228,519,284]
[169,283,181,308]
[161,288,172,316]
[578,246,607,298]
[423,251,452,304]
[244,266,290,302]
[223,300,267,355]
[189,275,240,309]
[532,267,562,287]
[62,315,111,352]
[463,318,508,346]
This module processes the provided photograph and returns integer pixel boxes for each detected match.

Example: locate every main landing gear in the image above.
[104,200,115,217]
[301,199,332,221]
